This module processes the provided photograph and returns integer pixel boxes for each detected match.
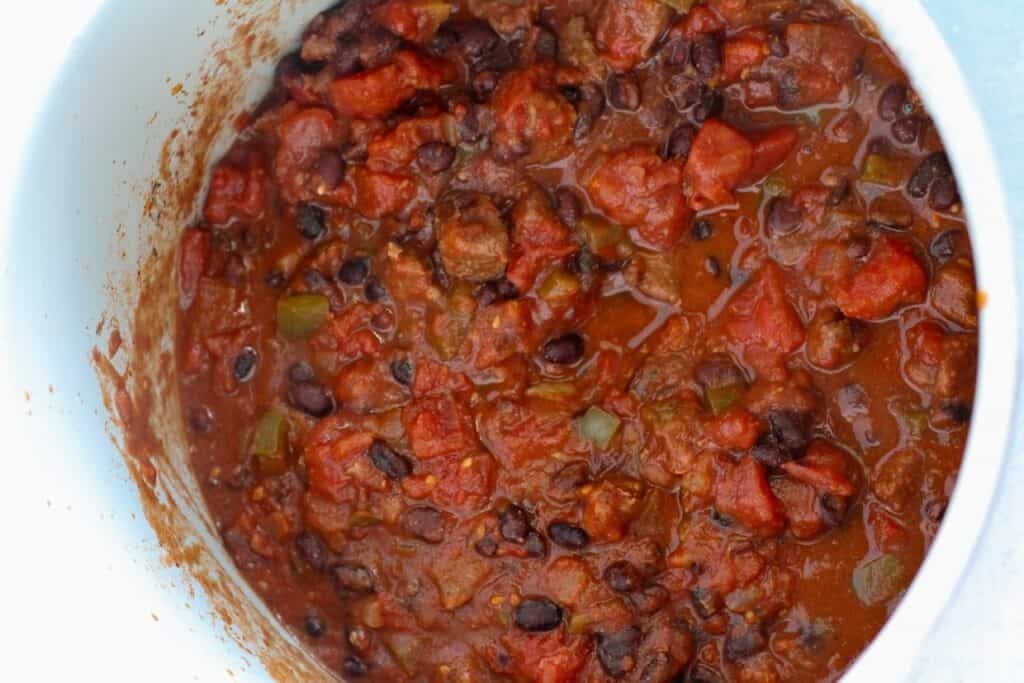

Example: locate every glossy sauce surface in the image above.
[177,1,978,680]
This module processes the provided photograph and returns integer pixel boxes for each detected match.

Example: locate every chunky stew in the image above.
[177,0,978,680]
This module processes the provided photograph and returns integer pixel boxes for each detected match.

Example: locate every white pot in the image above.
[1,1,1017,681]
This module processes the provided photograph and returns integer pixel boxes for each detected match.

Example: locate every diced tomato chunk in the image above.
[706,407,760,450]
[303,420,378,503]
[471,299,533,369]
[724,262,805,359]
[491,63,577,164]
[721,29,770,83]
[816,237,927,321]
[867,505,907,550]
[410,358,472,398]
[178,228,211,310]
[402,395,478,460]
[203,153,267,226]
[781,441,856,497]
[683,119,754,210]
[329,50,454,118]
[273,107,343,203]
[595,0,671,72]
[309,303,384,360]
[903,321,976,398]
[588,147,691,251]
[714,455,786,536]
[349,166,416,218]
[746,126,799,182]
[403,452,497,510]
[672,5,726,40]
[501,631,590,683]
[373,0,452,44]
[781,22,865,107]
[507,191,576,291]
[478,400,572,468]
[366,114,452,171]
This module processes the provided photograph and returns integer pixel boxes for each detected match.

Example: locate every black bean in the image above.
[827,180,851,207]
[400,506,449,543]
[315,150,346,191]
[878,83,907,122]
[295,530,328,571]
[188,405,214,433]
[303,614,326,638]
[458,20,501,66]
[264,270,287,289]
[390,359,414,386]
[630,583,669,616]
[689,664,725,683]
[818,493,848,528]
[535,26,558,58]
[334,38,362,76]
[692,86,723,123]
[296,203,327,240]
[418,142,456,173]
[337,258,369,285]
[560,85,582,103]
[768,31,789,57]
[357,26,401,70]
[891,116,920,145]
[690,587,721,619]
[665,124,697,161]
[232,347,258,383]
[474,535,499,557]
[691,35,722,79]
[341,656,369,678]
[942,402,971,424]
[704,256,721,277]
[524,530,548,558]
[726,624,766,661]
[542,333,585,365]
[513,597,563,631]
[766,196,803,236]
[288,361,315,384]
[663,37,690,67]
[288,381,335,418]
[429,24,458,56]
[607,73,641,111]
[303,267,329,292]
[597,626,641,678]
[765,410,810,455]
[928,175,960,211]
[691,219,713,241]
[604,560,643,593]
[907,152,952,198]
[368,439,413,480]
[226,464,253,490]
[547,521,590,549]
[499,504,531,544]
[554,187,582,227]
[930,230,959,261]
[332,563,375,595]
[923,498,948,524]
[472,70,500,98]
[364,277,388,301]
[750,443,789,468]
[573,83,606,142]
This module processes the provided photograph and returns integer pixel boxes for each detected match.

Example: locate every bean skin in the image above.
[547,521,590,549]
[513,597,563,631]
[333,563,375,595]
[288,382,334,418]
[418,142,457,173]
[878,83,907,121]
[691,35,722,79]
[541,333,585,365]
[604,560,643,593]
[295,530,328,571]
[337,258,369,285]
[499,504,531,543]
[368,439,413,480]
[607,73,641,111]
[665,124,697,161]
[296,203,326,240]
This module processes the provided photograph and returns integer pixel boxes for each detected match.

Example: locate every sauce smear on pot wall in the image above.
[176,1,978,680]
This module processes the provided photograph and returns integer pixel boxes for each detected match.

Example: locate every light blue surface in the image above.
[913,5,1024,679]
